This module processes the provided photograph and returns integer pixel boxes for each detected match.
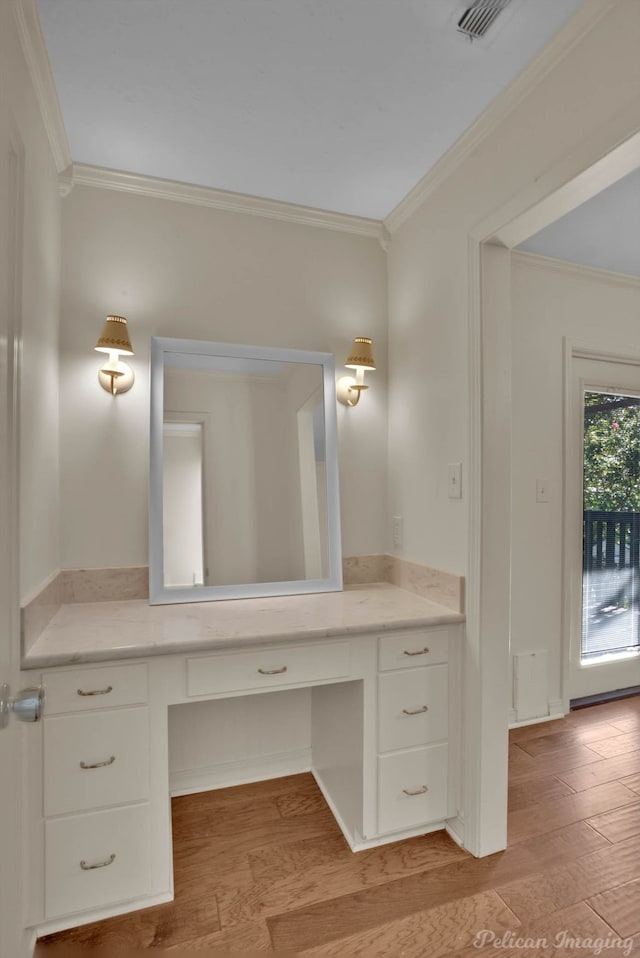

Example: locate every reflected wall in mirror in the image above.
[149,338,342,604]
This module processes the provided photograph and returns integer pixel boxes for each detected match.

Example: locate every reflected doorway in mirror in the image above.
[162,420,205,588]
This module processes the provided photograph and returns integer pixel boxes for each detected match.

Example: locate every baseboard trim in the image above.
[312,768,357,849]
[571,686,640,710]
[508,711,565,730]
[445,814,465,850]
[508,697,567,729]
[25,927,38,958]
[32,891,174,938]
[312,770,460,852]
[349,819,449,852]
[548,698,565,718]
[169,748,312,796]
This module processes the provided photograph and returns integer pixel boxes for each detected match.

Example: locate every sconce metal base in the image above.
[337,376,368,407]
[98,361,135,396]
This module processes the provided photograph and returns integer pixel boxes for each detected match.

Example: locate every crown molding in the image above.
[69,163,386,242]
[379,225,392,252]
[58,164,74,198]
[14,0,72,173]
[384,0,621,235]
[512,250,640,289]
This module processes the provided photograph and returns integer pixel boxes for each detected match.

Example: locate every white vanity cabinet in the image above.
[376,629,454,834]
[40,664,153,921]
[26,619,462,936]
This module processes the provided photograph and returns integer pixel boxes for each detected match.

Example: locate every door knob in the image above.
[0,683,45,729]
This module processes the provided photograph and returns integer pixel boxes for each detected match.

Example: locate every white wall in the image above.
[386,0,640,578]
[387,221,469,571]
[59,186,387,570]
[385,1,640,852]
[510,253,640,710]
[1,5,61,603]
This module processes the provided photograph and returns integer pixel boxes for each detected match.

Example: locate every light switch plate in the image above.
[536,479,549,502]
[447,463,462,499]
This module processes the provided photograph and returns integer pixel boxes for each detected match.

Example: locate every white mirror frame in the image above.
[149,336,343,604]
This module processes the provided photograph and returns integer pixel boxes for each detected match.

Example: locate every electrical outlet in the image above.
[392,516,403,549]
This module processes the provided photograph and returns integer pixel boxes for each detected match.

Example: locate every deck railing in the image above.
[583,510,640,572]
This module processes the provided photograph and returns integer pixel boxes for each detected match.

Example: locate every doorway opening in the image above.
[567,356,640,704]
[581,390,640,667]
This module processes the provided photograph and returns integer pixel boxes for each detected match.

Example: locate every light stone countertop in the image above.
[22,583,465,670]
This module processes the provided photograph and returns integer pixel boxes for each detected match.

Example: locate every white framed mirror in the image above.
[149,337,343,604]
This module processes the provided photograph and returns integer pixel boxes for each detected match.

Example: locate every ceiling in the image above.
[516,167,640,278]
[37,0,584,221]
[37,0,638,277]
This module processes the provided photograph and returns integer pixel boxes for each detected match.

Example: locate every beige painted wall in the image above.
[59,186,387,571]
[58,4,640,588]
[510,253,640,709]
[386,0,640,580]
[2,5,61,604]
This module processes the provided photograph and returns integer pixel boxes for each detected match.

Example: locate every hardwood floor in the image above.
[37,695,640,955]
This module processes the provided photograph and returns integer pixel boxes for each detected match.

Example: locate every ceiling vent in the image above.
[457,0,512,39]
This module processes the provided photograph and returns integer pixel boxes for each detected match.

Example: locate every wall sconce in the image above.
[95,315,135,396]
[336,336,375,407]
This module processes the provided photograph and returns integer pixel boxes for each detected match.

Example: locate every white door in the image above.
[0,95,30,956]
[567,355,640,701]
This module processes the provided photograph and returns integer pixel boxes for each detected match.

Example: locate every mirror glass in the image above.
[149,337,343,604]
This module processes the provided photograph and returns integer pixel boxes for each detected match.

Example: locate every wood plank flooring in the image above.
[36,695,640,955]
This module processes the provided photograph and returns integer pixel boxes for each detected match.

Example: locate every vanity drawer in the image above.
[44,707,150,816]
[377,743,448,834]
[378,665,448,753]
[186,641,350,697]
[44,664,148,714]
[45,803,151,919]
[378,629,448,672]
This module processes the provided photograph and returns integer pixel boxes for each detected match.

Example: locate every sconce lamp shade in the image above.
[345,336,375,371]
[336,336,375,407]
[95,316,134,356]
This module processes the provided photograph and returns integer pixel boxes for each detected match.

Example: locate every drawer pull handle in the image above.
[77,686,113,697]
[402,705,429,716]
[80,853,116,871]
[403,648,429,657]
[80,755,116,770]
[403,785,428,796]
[257,666,288,675]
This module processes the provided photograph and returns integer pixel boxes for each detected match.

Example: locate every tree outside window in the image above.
[584,393,640,511]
